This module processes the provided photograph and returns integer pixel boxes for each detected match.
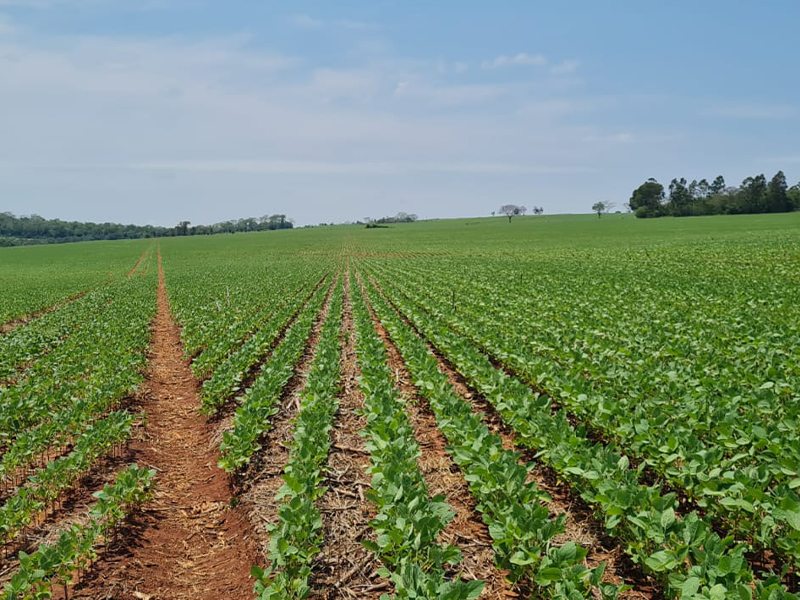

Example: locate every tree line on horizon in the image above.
[0,212,293,247]
[629,171,800,218]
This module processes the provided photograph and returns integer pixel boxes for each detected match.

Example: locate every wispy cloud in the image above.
[481,52,547,69]
[0,10,699,225]
[129,159,598,175]
[336,18,373,30]
[582,132,633,143]
[311,67,379,102]
[515,99,594,119]
[290,13,323,29]
[551,59,579,75]
[702,102,798,120]
[393,80,510,107]
[289,13,375,31]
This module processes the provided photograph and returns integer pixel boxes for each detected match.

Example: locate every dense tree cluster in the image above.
[0,212,293,247]
[629,172,800,218]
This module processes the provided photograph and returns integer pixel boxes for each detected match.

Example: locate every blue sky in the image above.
[0,1,798,226]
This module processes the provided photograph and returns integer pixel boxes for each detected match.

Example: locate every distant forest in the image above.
[629,171,800,218]
[0,213,293,247]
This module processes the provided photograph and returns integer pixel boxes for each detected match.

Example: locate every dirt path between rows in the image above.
[127,248,150,277]
[73,252,260,600]
[0,291,88,336]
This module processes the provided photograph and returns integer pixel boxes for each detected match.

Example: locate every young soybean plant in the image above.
[2,464,155,600]
[218,283,330,471]
[349,272,483,600]
[252,281,344,599]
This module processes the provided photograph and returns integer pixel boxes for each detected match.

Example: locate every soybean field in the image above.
[1,212,799,600]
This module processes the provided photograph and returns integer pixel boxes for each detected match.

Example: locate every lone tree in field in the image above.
[499,204,527,222]
[592,202,614,218]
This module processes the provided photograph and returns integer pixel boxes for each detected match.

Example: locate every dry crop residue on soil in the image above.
[73,252,260,600]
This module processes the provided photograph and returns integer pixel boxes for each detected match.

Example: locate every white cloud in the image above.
[702,102,798,120]
[454,61,469,74]
[481,52,547,69]
[290,13,323,29]
[128,159,597,175]
[0,24,693,225]
[551,59,579,75]
[335,18,373,30]
[311,67,379,101]
[393,80,510,107]
[289,14,375,31]
[516,99,590,118]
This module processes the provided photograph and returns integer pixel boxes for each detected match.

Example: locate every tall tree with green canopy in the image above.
[766,170,790,212]
[668,178,693,216]
[629,179,665,217]
[709,175,726,195]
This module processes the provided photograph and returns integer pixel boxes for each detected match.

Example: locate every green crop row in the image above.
[349,272,483,600]
[2,464,155,600]
[252,280,344,599]
[0,285,120,383]
[161,244,330,359]
[201,279,327,414]
[0,410,136,547]
[0,241,150,325]
[0,272,156,446]
[218,279,332,471]
[191,280,308,380]
[372,258,800,565]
